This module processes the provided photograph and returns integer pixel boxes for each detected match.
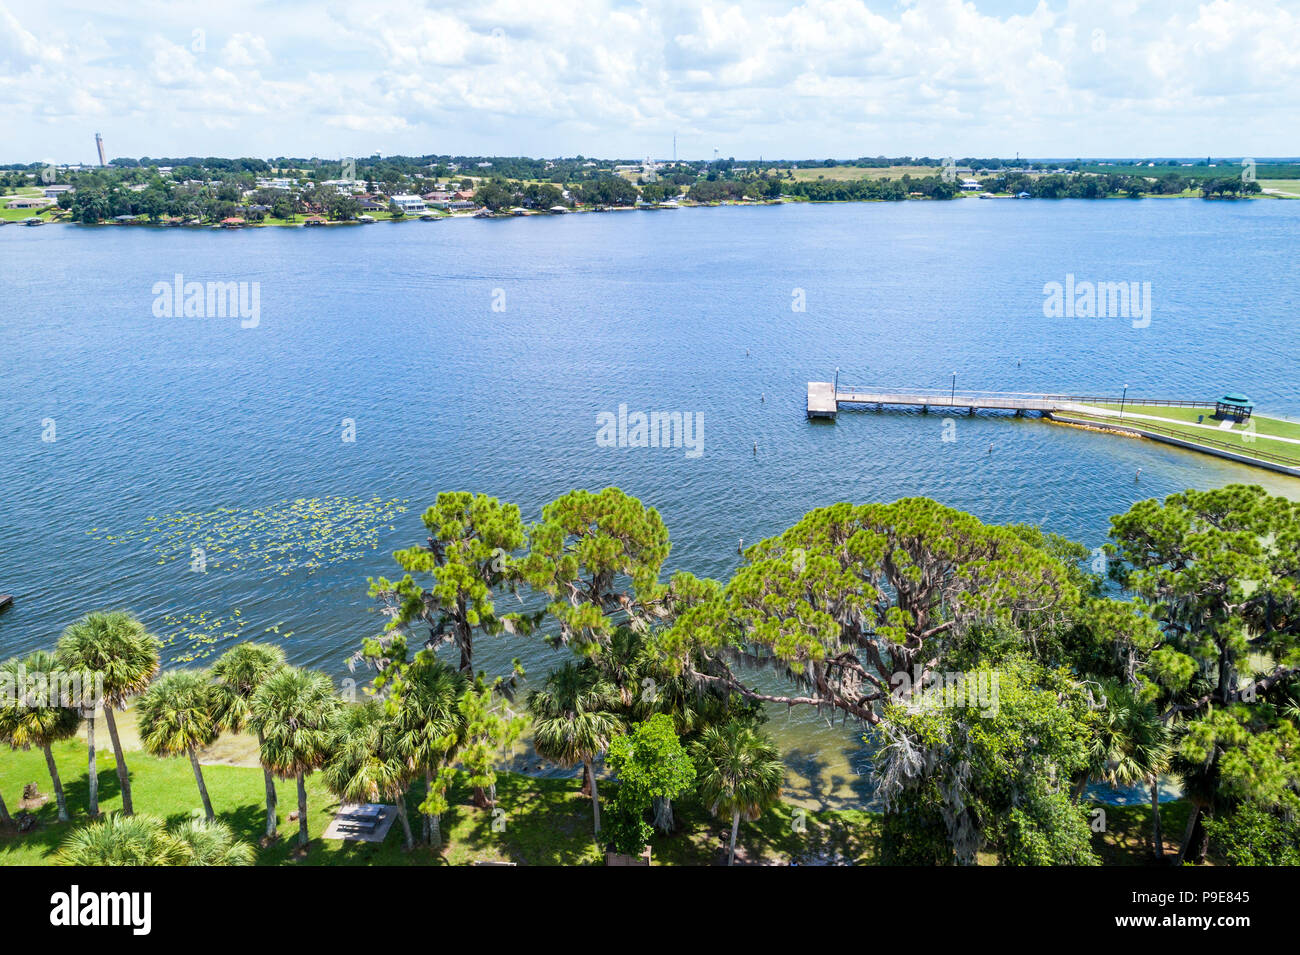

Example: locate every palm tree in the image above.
[387,653,466,846]
[1078,682,1171,859]
[0,651,83,822]
[167,817,256,865]
[529,662,620,835]
[323,701,417,850]
[57,813,181,865]
[212,643,286,839]
[601,625,729,833]
[56,813,253,865]
[55,611,161,816]
[691,720,784,865]
[251,667,338,849]
[1174,756,1218,865]
[137,670,221,821]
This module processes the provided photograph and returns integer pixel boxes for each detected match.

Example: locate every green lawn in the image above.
[1,205,56,221]
[1092,801,1194,866]
[1072,403,1300,465]
[2,726,1181,865]
[0,727,872,866]
[1084,402,1300,439]
[1259,179,1300,198]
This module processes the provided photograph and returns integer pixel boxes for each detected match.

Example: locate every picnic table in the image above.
[338,804,385,832]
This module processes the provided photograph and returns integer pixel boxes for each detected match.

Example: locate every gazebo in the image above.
[1214,394,1254,422]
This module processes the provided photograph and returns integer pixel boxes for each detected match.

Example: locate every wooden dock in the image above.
[804,383,1300,478]
[806,381,839,418]
[806,384,1214,420]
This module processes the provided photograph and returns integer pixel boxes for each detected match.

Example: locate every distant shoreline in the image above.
[4,191,1283,231]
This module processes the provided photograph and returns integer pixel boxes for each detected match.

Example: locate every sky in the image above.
[2,0,1298,163]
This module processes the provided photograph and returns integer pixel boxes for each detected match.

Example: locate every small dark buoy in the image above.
[761,393,765,403]
[753,441,757,455]
[988,442,993,454]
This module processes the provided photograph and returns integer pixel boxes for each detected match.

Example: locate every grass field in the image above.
[1259,179,1300,197]
[1084,403,1300,441]
[0,708,873,866]
[0,707,1170,865]
[1068,403,1300,466]
[2,185,44,198]
[0,204,56,221]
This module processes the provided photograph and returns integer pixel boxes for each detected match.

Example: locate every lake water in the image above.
[4,199,1299,809]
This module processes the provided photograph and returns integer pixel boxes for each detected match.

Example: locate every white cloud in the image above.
[222,33,271,69]
[2,0,1298,160]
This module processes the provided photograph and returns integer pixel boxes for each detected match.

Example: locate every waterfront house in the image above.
[220,217,246,229]
[960,179,981,191]
[389,194,427,213]
[9,197,54,208]
[43,185,75,198]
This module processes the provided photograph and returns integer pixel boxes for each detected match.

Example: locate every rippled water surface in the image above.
[4,199,1298,807]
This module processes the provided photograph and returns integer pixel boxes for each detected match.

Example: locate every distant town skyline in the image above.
[4,0,1299,163]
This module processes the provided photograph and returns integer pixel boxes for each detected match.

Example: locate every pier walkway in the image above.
[804,383,1300,477]
[805,384,1207,419]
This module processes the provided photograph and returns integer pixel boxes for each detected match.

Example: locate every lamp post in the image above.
[834,366,840,396]
[1120,384,1129,421]
[951,372,957,405]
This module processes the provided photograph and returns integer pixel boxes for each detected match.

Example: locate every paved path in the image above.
[1070,405,1300,446]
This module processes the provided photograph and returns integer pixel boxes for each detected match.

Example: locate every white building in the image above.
[389,194,427,213]
[321,179,366,194]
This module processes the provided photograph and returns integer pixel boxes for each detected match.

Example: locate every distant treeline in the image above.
[54,179,365,224]
[989,171,1262,199]
[688,175,961,202]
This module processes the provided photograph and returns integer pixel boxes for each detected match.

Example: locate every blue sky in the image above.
[3,0,1298,163]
